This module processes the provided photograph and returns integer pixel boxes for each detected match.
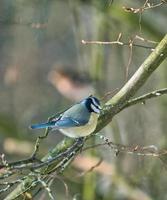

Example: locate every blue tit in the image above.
[30,96,101,138]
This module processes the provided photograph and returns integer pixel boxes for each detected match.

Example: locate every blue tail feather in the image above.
[30,117,81,130]
[30,121,56,130]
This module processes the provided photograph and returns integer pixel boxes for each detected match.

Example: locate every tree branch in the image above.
[4,33,167,200]
[97,33,167,131]
[121,88,167,110]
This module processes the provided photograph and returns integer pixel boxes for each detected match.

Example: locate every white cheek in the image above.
[92,98,99,107]
[91,104,100,113]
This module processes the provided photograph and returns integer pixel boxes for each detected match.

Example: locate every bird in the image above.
[30,96,101,138]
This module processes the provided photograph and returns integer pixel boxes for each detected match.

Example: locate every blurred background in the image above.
[0,0,167,199]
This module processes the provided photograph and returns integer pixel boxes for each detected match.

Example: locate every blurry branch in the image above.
[82,33,157,80]
[125,38,133,80]
[97,33,167,130]
[73,155,152,200]
[0,154,8,167]
[123,0,167,14]
[1,138,83,171]
[84,141,161,157]
[75,157,103,177]
[0,18,48,29]
[2,33,167,200]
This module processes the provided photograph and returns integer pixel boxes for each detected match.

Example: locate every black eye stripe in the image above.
[90,104,100,113]
[91,103,99,109]
[84,96,100,113]
[90,97,100,107]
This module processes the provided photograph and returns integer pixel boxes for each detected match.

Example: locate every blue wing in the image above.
[30,102,90,130]
[30,117,87,130]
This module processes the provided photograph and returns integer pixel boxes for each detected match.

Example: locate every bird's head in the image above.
[82,95,101,114]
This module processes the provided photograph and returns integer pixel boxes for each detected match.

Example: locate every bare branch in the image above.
[96,34,167,131]
[83,141,161,157]
[3,33,167,200]
[82,34,155,51]
[122,88,167,110]
[123,0,166,14]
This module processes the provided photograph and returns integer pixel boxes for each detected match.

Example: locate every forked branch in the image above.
[3,33,167,200]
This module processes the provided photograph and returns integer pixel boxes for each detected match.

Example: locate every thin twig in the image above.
[123,0,166,14]
[134,35,158,44]
[1,138,83,171]
[82,33,155,51]
[83,141,163,157]
[0,177,26,194]
[82,39,154,50]
[125,39,133,81]
[77,158,103,177]
[0,170,14,180]
[31,114,57,158]
[100,88,120,101]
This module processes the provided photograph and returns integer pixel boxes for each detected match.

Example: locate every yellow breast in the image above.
[60,113,99,138]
